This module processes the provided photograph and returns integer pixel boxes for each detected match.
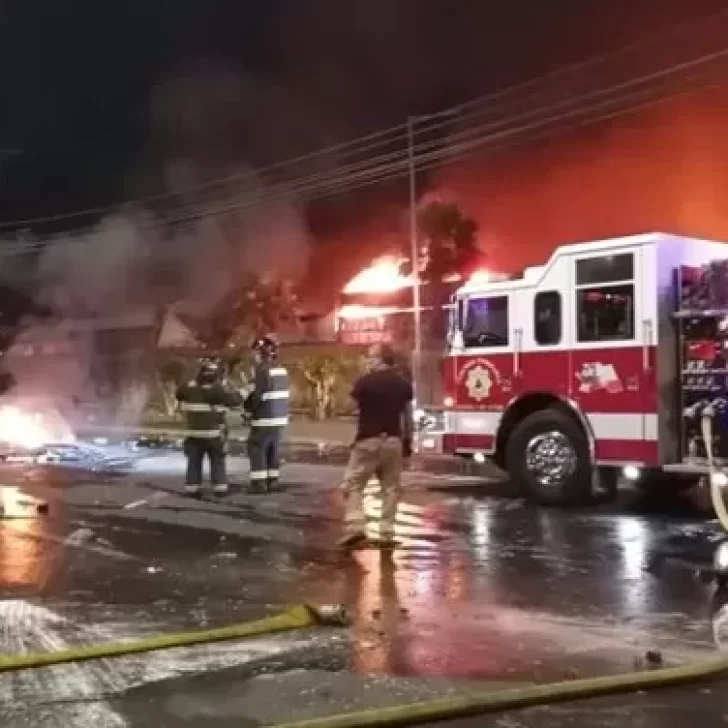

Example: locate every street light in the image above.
[406,110,460,398]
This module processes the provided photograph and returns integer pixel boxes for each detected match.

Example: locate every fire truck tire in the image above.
[506,409,592,506]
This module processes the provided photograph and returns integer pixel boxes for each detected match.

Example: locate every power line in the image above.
[1,6,728,229]
[0,46,725,256]
[151,46,728,222]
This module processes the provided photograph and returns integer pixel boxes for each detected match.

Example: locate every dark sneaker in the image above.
[337,531,368,550]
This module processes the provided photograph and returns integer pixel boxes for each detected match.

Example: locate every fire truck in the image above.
[417,232,728,506]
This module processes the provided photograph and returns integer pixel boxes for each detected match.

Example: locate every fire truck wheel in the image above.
[506,409,592,506]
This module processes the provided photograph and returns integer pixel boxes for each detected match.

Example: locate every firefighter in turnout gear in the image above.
[177,358,243,497]
[245,336,289,492]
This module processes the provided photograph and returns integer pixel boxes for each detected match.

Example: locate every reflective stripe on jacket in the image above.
[245,364,290,428]
[176,379,243,438]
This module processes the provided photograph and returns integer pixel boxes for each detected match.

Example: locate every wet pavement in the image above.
[0,451,726,726]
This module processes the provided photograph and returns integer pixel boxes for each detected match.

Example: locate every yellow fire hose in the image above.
[0,604,348,673]
[265,438,728,728]
[267,652,728,728]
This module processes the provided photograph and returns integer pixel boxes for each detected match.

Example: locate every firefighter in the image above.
[176,358,243,497]
[244,336,289,492]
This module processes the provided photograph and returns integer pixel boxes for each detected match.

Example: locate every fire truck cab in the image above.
[418,232,728,506]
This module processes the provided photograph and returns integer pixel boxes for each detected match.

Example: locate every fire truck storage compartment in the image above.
[675,260,728,465]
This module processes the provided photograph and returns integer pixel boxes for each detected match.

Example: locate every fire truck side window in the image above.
[463,295,509,348]
[534,291,562,345]
[575,252,635,343]
[576,284,635,342]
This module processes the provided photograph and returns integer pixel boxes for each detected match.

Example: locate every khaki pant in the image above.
[342,436,403,539]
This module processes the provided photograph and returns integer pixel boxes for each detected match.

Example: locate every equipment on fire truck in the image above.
[676,260,728,467]
[674,260,728,583]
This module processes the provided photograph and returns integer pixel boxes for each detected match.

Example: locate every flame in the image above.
[0,406,75,450]
[338,305,401,320]
[342,257,412,294]
[465,269,492,285]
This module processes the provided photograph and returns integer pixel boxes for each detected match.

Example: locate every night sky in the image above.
[0,0,726,269]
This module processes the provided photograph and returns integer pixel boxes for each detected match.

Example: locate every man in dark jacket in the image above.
[176,358,243,497]
[244,336,290,492]
[339,343,414,549]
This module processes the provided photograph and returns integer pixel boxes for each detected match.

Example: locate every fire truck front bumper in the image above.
[416,431,444,455]
[414,408,446,456]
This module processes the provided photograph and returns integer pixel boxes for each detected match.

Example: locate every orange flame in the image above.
[342,257,412,295]
[0,406,75,450]
[465,269,493,285]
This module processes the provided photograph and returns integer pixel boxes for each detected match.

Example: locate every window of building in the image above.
[534,291,562,345]
[576,284,635,342]
[463,295,509,348]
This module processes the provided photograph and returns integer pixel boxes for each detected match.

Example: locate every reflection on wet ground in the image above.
[0,457,723,701]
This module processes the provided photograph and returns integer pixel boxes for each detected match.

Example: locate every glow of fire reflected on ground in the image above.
[0,511,48,588]
[346,479,477,673]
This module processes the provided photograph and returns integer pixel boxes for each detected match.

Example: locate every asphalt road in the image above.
[0,451,726,726]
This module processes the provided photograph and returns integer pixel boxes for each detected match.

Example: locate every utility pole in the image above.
[406,116,421,396]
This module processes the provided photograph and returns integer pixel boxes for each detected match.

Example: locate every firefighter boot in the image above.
[209,442,229,496]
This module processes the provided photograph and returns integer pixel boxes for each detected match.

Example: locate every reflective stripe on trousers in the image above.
[250,417,288,427]
[248,428,282,482]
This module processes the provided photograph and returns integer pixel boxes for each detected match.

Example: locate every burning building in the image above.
[335,256,500,347]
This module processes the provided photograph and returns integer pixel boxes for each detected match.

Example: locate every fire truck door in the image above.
[568,249,649,452]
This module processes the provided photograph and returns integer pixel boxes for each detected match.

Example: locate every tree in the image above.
[416,201,481,344]
[297,354,341,420]
[417,200,480,284]
[189,275,302,351]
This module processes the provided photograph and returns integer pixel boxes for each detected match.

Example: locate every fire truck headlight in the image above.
[714,541,728,574]
[622,465,640,481]
[473,452,486,464]
[443,396,454,408]
[711,472,728,488]
[421,438,436,450]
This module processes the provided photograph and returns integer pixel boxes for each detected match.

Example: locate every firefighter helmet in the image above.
[252,335,278,361]
[197,357,222,384]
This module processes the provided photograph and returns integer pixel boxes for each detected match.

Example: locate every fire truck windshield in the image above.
[462,296,509,348]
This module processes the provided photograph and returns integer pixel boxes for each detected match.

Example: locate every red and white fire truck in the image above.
[418,232,728,506]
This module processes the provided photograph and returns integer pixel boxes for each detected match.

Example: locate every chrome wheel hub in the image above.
[524,430,577,487]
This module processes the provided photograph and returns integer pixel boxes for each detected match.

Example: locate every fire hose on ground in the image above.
[7,603,728,728]
[0,604,349,673]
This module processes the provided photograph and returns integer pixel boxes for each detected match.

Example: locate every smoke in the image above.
[0,64,315,423]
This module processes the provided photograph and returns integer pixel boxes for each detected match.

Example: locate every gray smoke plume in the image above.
[2,187,310,427]
[0,61,315,426]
